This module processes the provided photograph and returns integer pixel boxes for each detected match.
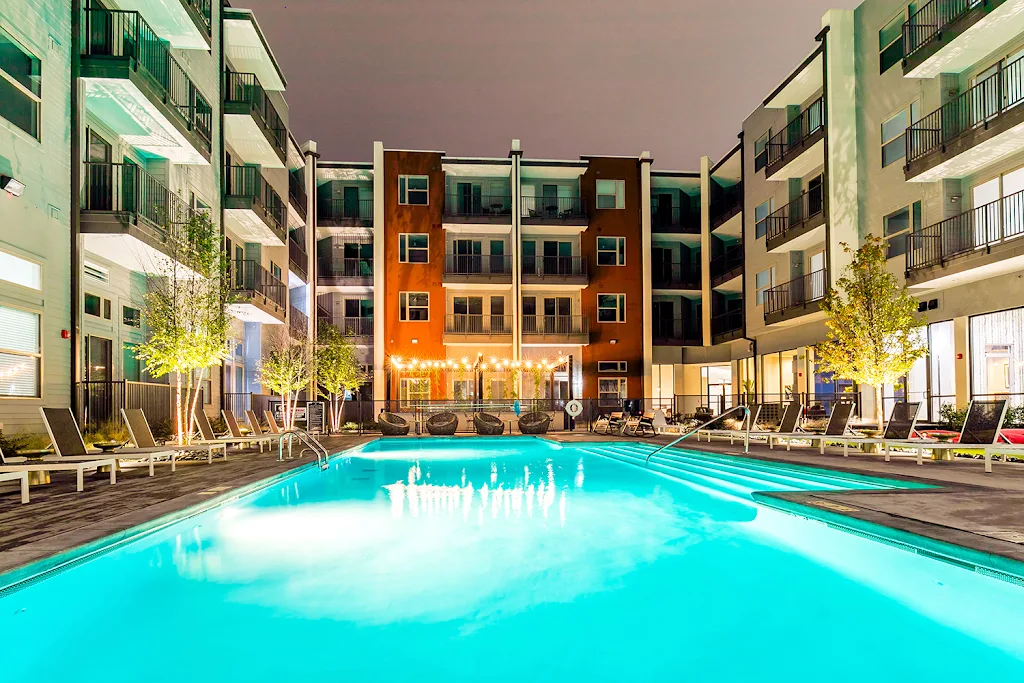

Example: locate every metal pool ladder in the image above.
[645,405,750,464]
[278,429,331,469]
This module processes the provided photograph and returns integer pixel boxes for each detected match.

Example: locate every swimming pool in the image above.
[2,437,1023,681]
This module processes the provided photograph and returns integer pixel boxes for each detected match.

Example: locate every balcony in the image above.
[764,269,827,326]
[224,166,287,246]
[765,97,825,180]
[289,172,307,223]
[906,187,1024,288]
[653,318,701,346]
[224,71,287,168]
[443,194,513,225]
[520,196,587,226]
[906,56,1024,182]
[521,255,588,286]
[318,198,373,228]
[764,185,826,253]
[318,311,374,343]
[289,306,308,339]
[114,0,211,49]
[903,0,1024,78]
[710,183,743,231]
[652,204,701,234]
[522,315,590,345]
[317,256,373,288]
[80,9,212,164]
[710,244,743,287]
[443,254,513,285]
[711,309,744,344]
[80,162,200,276]
[652,262,700,290]
[228,259,286,324]
[288,234,308,283]
[223,9,286,92]
[443,314,514,345]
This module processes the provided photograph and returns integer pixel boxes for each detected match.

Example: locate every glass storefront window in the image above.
[930,320,956,420]
[971,308,1024,409]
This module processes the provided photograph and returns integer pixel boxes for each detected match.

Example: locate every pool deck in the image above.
[2,429,1023,583]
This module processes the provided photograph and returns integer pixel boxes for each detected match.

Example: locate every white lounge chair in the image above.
[769,401,855,451]
[121,409,228,465]
[1,425,117,494]
[192,407,272,451]
[41,407,178,477]
[882,400,1008,473]
[816,401,922,457]
[222,410,278,451]
[0,469,31,503]
[697,404,762,446]
[592,411,625,434]
[745,401,803,444]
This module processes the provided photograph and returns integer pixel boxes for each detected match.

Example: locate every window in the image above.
[400,377,430,407]
[83,261,108,283]
[123,306,141,328]
[84,293,101,317]
[596,179,625,209]
[271,262,282,282]
[597,294,626,323]
[597,236,625,266]
[399,233,429,263]
[881,101,919,167]
[598,361,627,373]
[879,5,916,74]
[0,249,41,290]
[103,299,111,320]
[399,175,429,205]
[754,130,771,171]
[399,292,429,321]
[755,268,775,306]
[883,201,922,259]
[0,26,41,139]
[0,304,41,398]
[598,378,628,407]
[754,198,774,238]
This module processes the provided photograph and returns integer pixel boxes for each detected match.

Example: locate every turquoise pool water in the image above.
[3,437,1023,681]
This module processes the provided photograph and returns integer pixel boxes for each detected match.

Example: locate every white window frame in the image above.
[754,198,774,238]
[400,377,431,406]
[399,175,429,205]
[881,100,919,168]
[0,248,42,291]
[0,303,42,399]
[598,377,628,407]
[755,267,775,306]
[398,233,429,263]
[597,293,626,323]
[754,130,771,170]
[399,291,429,322]
[122,305,141,328]
[0,25,42,141]
[598,361,627,373]
[596,179,625,209]
[597,236,625,266]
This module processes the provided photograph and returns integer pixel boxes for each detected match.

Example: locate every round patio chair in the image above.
[426,411,458,436]
[517,411,551,435]
[378,412,410,436]
[472,412,505,436]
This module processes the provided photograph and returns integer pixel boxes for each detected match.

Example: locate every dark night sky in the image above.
[246,0,854,168]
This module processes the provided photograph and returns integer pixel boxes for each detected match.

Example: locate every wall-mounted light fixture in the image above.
[609,339,618,345]
[0,175,25,197]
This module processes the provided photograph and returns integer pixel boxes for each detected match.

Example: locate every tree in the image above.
[258,329,315,430]
[316,324,367,432]
[817,236,927,429]
[134,210,230,445]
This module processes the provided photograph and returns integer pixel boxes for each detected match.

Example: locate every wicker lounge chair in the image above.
[518,411,551,435]
[378,412,410,435]
[426,411,459,435]
[473,412,504,435]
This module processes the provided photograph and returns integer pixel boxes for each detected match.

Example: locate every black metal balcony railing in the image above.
[522,315,589,337]
[902,0,977,60]
[318,256,374,279]
[82,162,193,240]
[653,318,701,345]
[710,243,743,281]
[766,97,825,169]
[319,198,373,227]
[710,182,743,228]
[443,253,513,276]
[224,165,286,238]
[289,306,308,339]
[319,313,374,338]
[288,234,308,281]
[224,71,287,158]
[82,9,212,152]
[229,259,286,309]
[443,194,513,218]
[764,269,828,316]
[188,0,213,33]
[444,314,514,335]
[521,196,587,220]
[652,262,701,289]
[762,184,825,245]
[651,204,701,232]
[907,187,1024,271]
[289,171,307,220]
[907,55,1024,165]
[711,309,744,338]
[521,255,588,278]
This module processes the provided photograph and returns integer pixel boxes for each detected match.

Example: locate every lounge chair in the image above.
[769,401,855,451]
[591,411,625,434]
[426,411,459,435]
[222,410,278,451]
[816,402,921,457]
[121,409,227,464]
[378,412,410,436]
[473,412,505,435]
[747,401,802,442]
[517,411,551,435]
[882,399,1008,473]
[697,404,762,445]
[0,470,30,504]
[264,410,285,434]
[193,407,274,451]
[41,407,172,477]
[2,443,113,496]
[622,411,658,437]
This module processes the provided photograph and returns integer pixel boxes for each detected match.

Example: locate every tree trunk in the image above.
[875,384,884,431]
[174,371,184,446]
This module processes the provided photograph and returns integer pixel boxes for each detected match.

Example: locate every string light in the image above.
[390,354,568,373]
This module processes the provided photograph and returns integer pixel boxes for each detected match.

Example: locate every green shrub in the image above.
[83,419,130,445]
[1003,404,1024,428]
[938,403,967,431]
[0,431,52,453]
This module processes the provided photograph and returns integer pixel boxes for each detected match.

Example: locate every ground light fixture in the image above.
[0,174,25,197]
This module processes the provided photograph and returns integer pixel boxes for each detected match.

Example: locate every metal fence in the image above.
[75,380,174,432]
[764,269,828,316]
[766,96,825,168]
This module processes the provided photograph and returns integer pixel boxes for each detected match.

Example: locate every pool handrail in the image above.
[645,405,751,464]
[278,428,330,469]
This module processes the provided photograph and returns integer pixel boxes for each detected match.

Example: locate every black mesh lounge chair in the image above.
[818,402,922,457]
[518,411,551,435]
[426,411,458,436]
[698,404,762,445]
[378,412,410,436]
[770,401,853,451]
[885,399,1008,472]
[122,409,227,464]
[40,407,162,478]
[473,412,504,435]
[748,401,801,442]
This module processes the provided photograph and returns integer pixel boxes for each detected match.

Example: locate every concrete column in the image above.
[302,140,318,340]
[954,315,970,407]
[640,152,653,405]
[699,156,712,346]
[510,139,522,363]
[373,141,385,403]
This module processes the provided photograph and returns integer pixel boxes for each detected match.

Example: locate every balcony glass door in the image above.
[656,193,673,227]
[522,240,536,275]
[489,239,505,274]
[543,297,571,334]
[973,178,1001,247]
[542,185,559,217]
[453,296,483,332]
[490,296,505,333]
[522,296,537,332]
[809,251,825,301]
[343,186,359,219]
[457,182,482,214]
[542,240,571,275]
[653,300,674,339]
[87,131,112,211]
[453,238,482,273]
[652,246,672,284]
